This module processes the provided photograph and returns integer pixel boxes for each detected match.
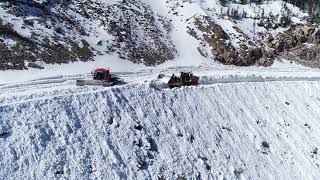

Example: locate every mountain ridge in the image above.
[0,0,318,70]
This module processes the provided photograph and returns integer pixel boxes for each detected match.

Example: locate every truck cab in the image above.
[93,68,111,80]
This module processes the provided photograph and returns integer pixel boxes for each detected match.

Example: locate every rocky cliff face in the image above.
[0,0,176,70]
[0,0,94,70]
[270,24,320,68]
[188,16,272,66]
[181,0,320,68]
[75,0,176,65]
[0,0,319,70]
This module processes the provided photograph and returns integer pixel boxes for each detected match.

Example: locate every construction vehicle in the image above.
[76,68,124,87]
[166,72,199,88]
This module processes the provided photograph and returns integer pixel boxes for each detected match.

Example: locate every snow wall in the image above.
[1,81,320,179]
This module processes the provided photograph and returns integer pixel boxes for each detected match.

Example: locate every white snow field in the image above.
[1,62,320,179]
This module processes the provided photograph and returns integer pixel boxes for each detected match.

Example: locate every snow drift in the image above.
[1,79,320,179]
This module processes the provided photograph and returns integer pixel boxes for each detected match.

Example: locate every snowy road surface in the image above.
[1,65,320,179]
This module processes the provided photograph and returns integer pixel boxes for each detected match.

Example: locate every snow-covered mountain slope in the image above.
[1,1,320,179]
[0,0,177,69]
[1,66,320,179]
[0,0,317,70]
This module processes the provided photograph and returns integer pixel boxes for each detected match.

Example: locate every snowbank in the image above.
[1,79,320,179]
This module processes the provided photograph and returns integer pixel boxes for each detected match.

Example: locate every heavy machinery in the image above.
[166,72,199,88]
[76,68,124,87]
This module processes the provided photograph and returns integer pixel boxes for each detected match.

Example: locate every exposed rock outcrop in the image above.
[0,0,176,70]
[188,16,272,66]
[270,24,320,68]
[105,0,176,65]
[187,14,320,68]
[0,0,318,70]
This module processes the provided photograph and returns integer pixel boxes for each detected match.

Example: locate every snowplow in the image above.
[161,72,199,88]
[76,68,124,87]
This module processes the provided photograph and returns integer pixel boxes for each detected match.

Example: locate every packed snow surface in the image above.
[1,61,320,179]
